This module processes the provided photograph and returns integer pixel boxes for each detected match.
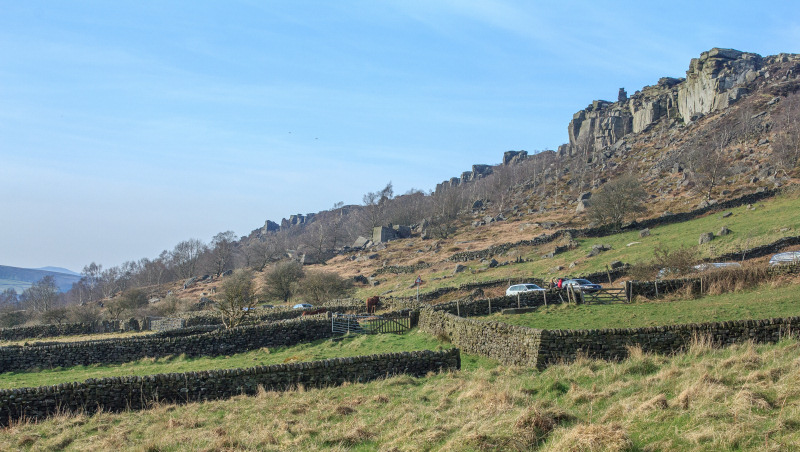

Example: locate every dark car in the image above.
[561,279,602,293]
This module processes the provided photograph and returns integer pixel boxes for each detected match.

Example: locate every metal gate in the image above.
[331,313,411,335]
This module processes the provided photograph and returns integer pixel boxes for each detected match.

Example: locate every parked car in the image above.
[561,279,602,293]
[505,283,546,296]
[769,251,800,267]
[292,303,313,309]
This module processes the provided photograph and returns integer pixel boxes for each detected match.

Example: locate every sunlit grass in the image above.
[0,329,496,390]
[487,277,800,331]
[4,337,800,451]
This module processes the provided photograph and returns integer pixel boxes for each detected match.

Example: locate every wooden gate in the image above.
[331,313,412,335]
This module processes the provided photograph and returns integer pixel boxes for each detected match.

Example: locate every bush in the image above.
[298,271,354,303]
[262,261,305,302]
[216,269,258,328]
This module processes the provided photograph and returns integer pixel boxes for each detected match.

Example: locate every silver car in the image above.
[505,283,545,296]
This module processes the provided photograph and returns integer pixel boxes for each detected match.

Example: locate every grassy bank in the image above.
[2,336,799,450]
[0,330,495,390]
[360,190,800,300]
[486,278,800,331]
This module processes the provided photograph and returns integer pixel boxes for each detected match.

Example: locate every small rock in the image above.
[453,264,467,275]
[718,226,731,236]
[626,242,641,247]
[639,228,651,238]
[699,232,715,244]
[722,212,733,218]
[609,261,624,269]
[488,259,499,268]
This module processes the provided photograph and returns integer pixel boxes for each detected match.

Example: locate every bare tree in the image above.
[361,182,394,234]
[428,187,466,239]
[208,231,238,276]
[297,271,353,304]
[588,175,647,229]
[215,269,258,328]
[170,238,207,279]
[0,288,17,307]
[774,94,800,172]
[262,261,305,303]
[21,275,59,314]
[684,127,733,200]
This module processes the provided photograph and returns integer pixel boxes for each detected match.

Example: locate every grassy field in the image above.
[2,336,798,451]
[485,278,800,331]
[360,190,800,299]
[0,330,496,390]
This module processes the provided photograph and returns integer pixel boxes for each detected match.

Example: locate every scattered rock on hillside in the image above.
[722,211,733,218]
[183,277,197,289]
[352,236,370,249]
[610,261,625,269]
[699,232,715,244]
[639,228,651,238]
[487,258,499,268]
[453,264,467,275]
[587,244,612,257]
[718,226,732,236]
[353,275,369,285]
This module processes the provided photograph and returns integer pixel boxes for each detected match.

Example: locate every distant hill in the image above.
[0,265,83,295]
[35,266,81,276]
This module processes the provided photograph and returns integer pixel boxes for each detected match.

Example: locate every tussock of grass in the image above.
[5,337,800,450]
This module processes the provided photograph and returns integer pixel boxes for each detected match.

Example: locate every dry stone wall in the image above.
[419,310,540,366]
[0,321,122,342]
[536,317,800,366]
[419,309,800,369]
[0,348,460,425]
[0,318,335,373]
[626,263,800,299]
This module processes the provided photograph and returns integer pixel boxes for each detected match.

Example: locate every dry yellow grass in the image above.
[4,336,800,450]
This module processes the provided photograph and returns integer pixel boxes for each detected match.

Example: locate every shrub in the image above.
[298,271,354,303]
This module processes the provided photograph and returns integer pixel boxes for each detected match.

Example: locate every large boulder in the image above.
[352,236,370,249]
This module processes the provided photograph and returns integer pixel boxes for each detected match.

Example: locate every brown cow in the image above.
[366,296,379,314]
[301,308,327,316]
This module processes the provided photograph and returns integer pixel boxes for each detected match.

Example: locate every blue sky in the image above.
[1,0,798,272]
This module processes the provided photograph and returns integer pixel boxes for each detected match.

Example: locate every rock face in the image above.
[629,77,682,133]
[560,48,771,158]
[677,48,762,121]
[262,220,280,233]
[566,100,633,156]
[503,150,528,165]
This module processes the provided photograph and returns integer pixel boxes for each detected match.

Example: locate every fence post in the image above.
[488,298,492,315]
[457,300,460,317]
[543,290,547,307]
[655,281,659,298]
[517,293,521,309]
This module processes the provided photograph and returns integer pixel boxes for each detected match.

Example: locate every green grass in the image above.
[3,337,800,451]
[0,330,496,390]
[486,279,800,330]
[368,191,800,299]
